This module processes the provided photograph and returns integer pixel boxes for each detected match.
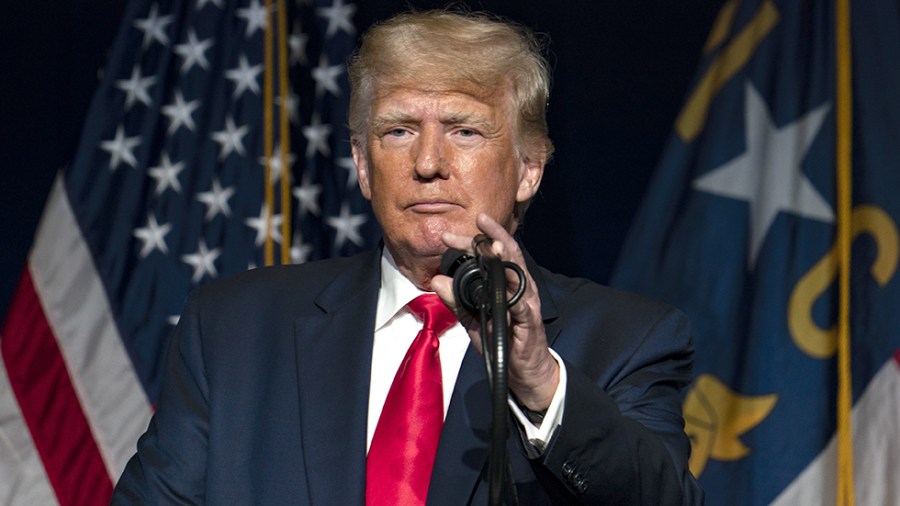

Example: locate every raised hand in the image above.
[431,213,560,412]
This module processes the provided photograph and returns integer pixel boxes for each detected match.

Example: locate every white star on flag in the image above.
[133,4,175,48]
[133,214,172,258]
[237,0,269,38]
[316,0,356,38]
[275,92,300,124]
[174,30,214,73]
[303,114,332,158]
[245,204,284,246]
[114,65,157,110]
[293,173,322,216]
[692,81,834,268]
[181,239,222,283]
[326,202,367,248]
[161,90,200,134]
[147,153,185,196]
[99,125,142,171]
[311,56,344,97]
[291,234,314,264]
[259,143,296,182]
[211,116,251,160]
[195,0,224,10]
[289,22,308,65]
[196,178,235,221]
[226,54,263,99]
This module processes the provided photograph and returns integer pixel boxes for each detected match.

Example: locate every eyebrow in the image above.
[370,110,494,132]
[370,112,415,132]
[441,111,493,130]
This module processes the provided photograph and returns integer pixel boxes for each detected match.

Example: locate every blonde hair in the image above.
[348,9,554,163]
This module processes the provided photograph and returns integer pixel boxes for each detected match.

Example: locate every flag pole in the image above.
[277,0,292,265]
[835,0,854,504]
[263,0,275,267]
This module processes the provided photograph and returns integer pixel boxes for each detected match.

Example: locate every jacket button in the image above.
[573,476,588,494]
[561,462,574,478]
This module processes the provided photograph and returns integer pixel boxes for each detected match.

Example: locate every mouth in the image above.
[407,199,460,213]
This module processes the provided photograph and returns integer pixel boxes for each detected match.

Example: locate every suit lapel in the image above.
[428,344,491,504]
[294,249,381,505]
[527,249,562,347]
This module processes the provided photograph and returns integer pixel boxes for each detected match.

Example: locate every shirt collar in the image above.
[375,248,429,331]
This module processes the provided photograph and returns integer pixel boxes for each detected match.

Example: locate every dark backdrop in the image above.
[0,0,722,316]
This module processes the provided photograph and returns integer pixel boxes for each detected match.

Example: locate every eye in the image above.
[387,128,407,137]
[457,128,477,137]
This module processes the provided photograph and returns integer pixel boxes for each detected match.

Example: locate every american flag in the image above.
[0,0,378,503]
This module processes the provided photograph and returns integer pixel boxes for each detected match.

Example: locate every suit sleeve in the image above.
[537,306,703,505]
[111,291,210,505]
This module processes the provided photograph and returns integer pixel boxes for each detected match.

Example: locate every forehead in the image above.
[370,79,512,120]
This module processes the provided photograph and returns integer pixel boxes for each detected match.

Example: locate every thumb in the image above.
[430,274,456,310]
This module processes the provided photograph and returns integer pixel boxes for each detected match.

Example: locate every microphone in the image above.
[440,247,484,315]
[441,237,525,506]
[439,236,527,318]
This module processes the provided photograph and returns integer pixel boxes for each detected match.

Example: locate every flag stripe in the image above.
[1,270,113,505]
[771,353,900,506]
[29,176,153,481]
[0,354,58,506]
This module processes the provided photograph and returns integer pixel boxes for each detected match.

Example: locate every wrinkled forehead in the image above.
[364,78,518,141]
[371,75,508,104]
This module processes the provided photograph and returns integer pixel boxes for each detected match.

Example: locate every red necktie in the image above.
[366,294,457,506]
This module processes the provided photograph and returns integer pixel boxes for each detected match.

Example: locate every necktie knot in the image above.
[407,294,457,337]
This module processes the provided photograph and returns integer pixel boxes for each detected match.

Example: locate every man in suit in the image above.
[113,10,701,505]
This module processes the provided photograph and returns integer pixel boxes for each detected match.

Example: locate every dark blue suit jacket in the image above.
[113,247,702,504]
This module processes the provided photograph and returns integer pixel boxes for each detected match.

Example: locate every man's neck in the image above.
[384,247,442,292]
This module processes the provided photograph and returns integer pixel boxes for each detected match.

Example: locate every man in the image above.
[113,10,701,505]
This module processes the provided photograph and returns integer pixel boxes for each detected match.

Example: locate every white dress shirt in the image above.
[366,250,566,453]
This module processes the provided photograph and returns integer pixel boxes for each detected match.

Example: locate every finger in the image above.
[441,231,475,253]
[430,274,455,307]
[431,273,485,353]
[476,214,524,264]
[475,214,512,245]
[473,216,532,291]
[472,214,538,317]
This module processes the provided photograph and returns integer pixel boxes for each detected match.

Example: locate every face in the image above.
[352,81,544,279]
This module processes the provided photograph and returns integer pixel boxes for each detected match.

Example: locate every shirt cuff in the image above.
[507,348,567,455]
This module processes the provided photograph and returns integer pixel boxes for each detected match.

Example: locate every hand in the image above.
[431,213,560,412]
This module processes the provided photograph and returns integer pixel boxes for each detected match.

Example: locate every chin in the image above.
[413,237,450,258]
[384,233,444,262]
[415,219,459,248]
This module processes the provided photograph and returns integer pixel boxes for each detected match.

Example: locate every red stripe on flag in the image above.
[1,269,114,505]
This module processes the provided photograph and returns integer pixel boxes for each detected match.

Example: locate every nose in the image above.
[414,126,449,180]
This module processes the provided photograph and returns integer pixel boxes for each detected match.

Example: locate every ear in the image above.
[515,151,546,203]
[351,136,373,201]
